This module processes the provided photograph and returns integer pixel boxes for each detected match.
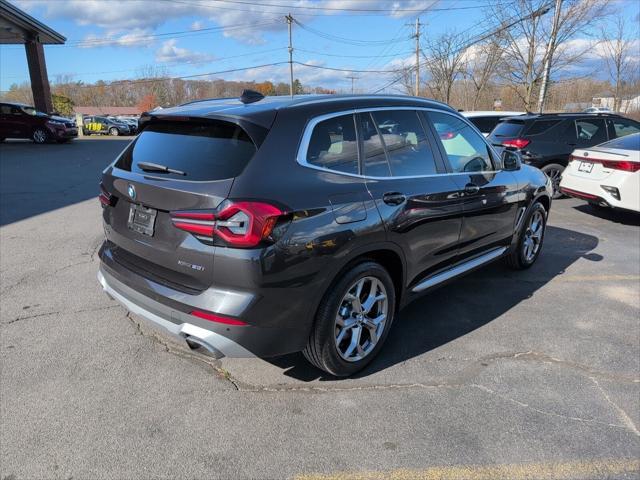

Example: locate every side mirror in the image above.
[502,149,522,171]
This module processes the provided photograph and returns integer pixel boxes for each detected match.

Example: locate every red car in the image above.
[0,102,78,144]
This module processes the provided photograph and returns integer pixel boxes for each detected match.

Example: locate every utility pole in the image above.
[346,75,359,94]
[286,13,294,97]
[537,0,562,113]
[413,18,421,96]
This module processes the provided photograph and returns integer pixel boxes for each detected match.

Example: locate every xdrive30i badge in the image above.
[178,260,205,272]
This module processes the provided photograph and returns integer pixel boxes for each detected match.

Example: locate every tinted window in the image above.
[359,113,391,177]
[575,119,607,145]
[611,118,640,138]
[468,116,500,134]
[525,119,561,136]
[0,105,11,114]
[370,110,438,176]
[491,120,524,138]
[428,111,494,173]
[597,133,640,151]
[116,121,257,181]
[306,114,358,175]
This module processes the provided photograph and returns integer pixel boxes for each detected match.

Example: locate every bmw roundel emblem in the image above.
[127,184,136,200]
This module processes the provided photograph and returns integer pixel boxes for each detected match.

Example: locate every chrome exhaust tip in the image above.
[184,335,225,359]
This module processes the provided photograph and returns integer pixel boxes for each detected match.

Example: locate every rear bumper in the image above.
[98,267,255,358]
[98,240,312,357]
[560,169,640,212]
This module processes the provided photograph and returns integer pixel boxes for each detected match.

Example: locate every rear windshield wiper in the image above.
[137,161,186,176]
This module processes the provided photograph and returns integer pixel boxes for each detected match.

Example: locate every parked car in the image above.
[82,116,131,136]
[0,102,78,143]
[584,107,612,113]
[488,113,640,198]
[115,116,139,134]
[97,92,552,376]
[461,110,526,136]
[560,133,639,213]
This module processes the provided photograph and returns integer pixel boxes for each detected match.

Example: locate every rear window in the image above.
[468,116,501,134]
[525,119,561,135]
[116,121,256,181]
[596,133,640,151]
[491,121,524,138]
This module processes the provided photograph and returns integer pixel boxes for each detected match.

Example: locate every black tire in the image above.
[506,202,547,270]
[109,127,119,136]
[303,260,396,377]
[32,127,48,144]
[541,163,565,199]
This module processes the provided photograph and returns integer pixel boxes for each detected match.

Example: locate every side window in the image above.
[305,114,359,175]
[575,119,607,145]
[611,118,640,138]
[526,119,561,136]
[427,111,494,173]
[369,110,438,176]
[359,113,391,177]
[0,105,10,114]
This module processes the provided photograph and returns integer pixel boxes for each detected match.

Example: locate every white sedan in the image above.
[560,133,640,212]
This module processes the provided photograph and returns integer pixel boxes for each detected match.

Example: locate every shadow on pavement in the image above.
[573,203,640,227]
[0,139,130,226]
[267,225,600,381]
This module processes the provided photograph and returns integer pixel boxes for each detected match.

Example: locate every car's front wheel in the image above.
[303,261,396,377]
[506,202,547,270]
[541,163,565,199]
[109,127,119,136]
[32,127,48,144]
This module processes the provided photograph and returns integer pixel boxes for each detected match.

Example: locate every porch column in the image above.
[24,39,53,113]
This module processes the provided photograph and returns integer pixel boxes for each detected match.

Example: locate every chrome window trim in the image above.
[296,106,503,180]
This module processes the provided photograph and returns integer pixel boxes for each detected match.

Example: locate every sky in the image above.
[0,0,638,94]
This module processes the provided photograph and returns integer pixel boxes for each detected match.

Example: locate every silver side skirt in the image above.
[412,247,508,293]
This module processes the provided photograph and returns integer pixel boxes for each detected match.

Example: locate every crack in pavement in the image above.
[589,376,640,437]
[471,383,638,435]
[3,305,120,325]
[124,312,238,390]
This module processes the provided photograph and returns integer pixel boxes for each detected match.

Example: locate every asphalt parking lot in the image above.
[1,138,639,480]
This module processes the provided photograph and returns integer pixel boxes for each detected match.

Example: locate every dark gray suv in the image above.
[98,92,553,376]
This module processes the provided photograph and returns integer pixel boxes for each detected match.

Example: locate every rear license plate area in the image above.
[578,161,594,173]
[127,204,157,236]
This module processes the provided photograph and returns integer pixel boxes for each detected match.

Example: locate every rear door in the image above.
[358,109,463,284]
[425,110,520,258]
[101,119,260,291]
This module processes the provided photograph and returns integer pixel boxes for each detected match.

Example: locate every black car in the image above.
[97,92,552,376]
[488,113,640,197]
[83,116,131,136]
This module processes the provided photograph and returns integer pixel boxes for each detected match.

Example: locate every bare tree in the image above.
[463,38,504,110]
[494,0,611,111]
[599,16,636,112]
[423,32,467,104]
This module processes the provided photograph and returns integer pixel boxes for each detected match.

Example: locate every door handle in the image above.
[382,192,406,206]
[464,183,480,195]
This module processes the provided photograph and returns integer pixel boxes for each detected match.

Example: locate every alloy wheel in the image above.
[334,276,388,362]
[523,210,544,262]
[33,129,47,144]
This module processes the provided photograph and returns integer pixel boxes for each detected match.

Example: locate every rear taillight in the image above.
[571,155,640,173]
[98,183,116,207]
[600,160,640,172]
[170,201,286,248]
[190,309,247,326]
[502,138,530,149]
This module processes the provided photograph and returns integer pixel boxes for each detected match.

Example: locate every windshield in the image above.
[20,106,46,116]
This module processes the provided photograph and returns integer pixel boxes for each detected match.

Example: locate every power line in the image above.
[292,19,411,46]
[295,48,414,59]
[294,62,405,74]
[372,2,553,93]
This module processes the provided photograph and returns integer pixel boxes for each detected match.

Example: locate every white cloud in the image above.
[78,28,155,48]
[14,0,437,46]
[155,39,214,63]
